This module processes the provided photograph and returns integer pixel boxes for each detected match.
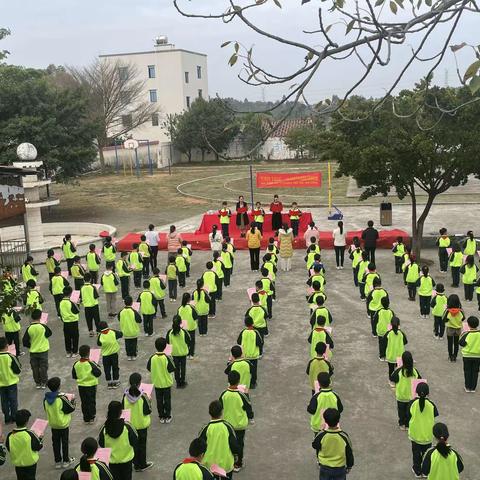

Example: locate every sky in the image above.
[1,0,478,103]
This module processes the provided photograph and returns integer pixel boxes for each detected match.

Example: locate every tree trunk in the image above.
[412,192,436,260]
[98,143,106,171]
[201,149,205,162]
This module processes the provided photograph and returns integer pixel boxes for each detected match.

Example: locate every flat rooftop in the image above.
[99,48,207,58]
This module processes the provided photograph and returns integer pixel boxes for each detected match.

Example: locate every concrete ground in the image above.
[2,248,479,480]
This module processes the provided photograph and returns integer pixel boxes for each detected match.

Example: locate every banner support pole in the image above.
[249,164,255,208]
[328,162,332,214]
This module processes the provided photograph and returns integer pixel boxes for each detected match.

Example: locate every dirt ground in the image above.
[1,248,479,480]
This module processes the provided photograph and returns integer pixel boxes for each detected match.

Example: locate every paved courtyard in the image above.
[1,247,479,480]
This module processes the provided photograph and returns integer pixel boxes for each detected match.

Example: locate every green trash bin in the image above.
[380,202,392,226]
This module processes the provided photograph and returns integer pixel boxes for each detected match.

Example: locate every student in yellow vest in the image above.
[407,382,439,478]
[442,294,465,362]
[202,262,218,318]
[74,437,113,480]
[122,373,154,472]
[86,244,101,285]
[310,296,333,329]
[81,273,101,335]
[24,279,44,312]
[118,296,142,360]
[421,423,464,479]
[384,316,408,378]
[72,344,102,424]
[392,236,406,274]
[129,243,143,289]
[43,376,76,468]
[431,283,447,340]
[417,265,436,318]
[0,336,21,423]
[5,409,43,480]
[22,309,52,389]
[312,408,354,478]
[219,371,254,472]
[260,268,275,318]
[117,252,131,300]
[363,262,380,300]
[307,372,343,434]
[71,256,85,291]
[220,243,233,288]
[374,296,395,361]
[245,293,268,354]
[366,277,388,332]
[436,228,450,273]
[307,282,327,311]
[289,201,302,237]
[45,249,60,281]
[252,201,265,234]
[459,315,480,392]
[262,253,277,283]
[147,337,176,423]
[101,262,119,317]
[306,342,334,395]
[102,236,117,272]
[212,251,225,301]
[404,255,420,301]
[307,264,326,291]
[49,266,70,318]
[97,321,122,389]
[166,255,179,302]
[2,308,24,357]
[237,317,263,388]
[60,286,80,358]
[389,351,421,430]
[138,235,151,280]
[173,437,214,480]
[218,201,232,238]
[149,268,167,319]
[225,345,254,391]
[348,237,363,286]
[308,316,334,360]
[193,279,211,337]
[225,236,236,274]
[137,280,156,337]
[181,241,193,278]
[177,293,198,358]
[462,230,476,256]
[176,248,188,288]
[199,400,239,478]
[448,245,463,288]
[356,251,369,300]
[460,254,478,302]
[62,234,77,275]
[98,400,138,480]
[166,316,191,389]
[21,256,38,284]
[254,280,268,312]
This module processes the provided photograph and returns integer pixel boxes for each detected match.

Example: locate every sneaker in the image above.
[71,353,79,358]
[112,382,120,389]
[19,351,26,356]
[107,384,114,390]
[36,384,42,389]
[464,387,470,393]
[62,457,75,468]
[66,353,72,358]
[89,331,95,337]
[159,417,165,424]
[411,467,422,478]
[144,333,150,337]
[165,416,172,424]
[40,384,46,389]
[135,462,154,472]
[55,463,62,469]
[399,425,407,431]
[132,356,137,361]
[233,465,242,473]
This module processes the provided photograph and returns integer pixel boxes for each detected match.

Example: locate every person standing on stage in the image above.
[270,194,283,233]
[145,224,159,270]
[236,196,249,238]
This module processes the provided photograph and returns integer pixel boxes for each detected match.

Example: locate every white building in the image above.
[99,37,208,148]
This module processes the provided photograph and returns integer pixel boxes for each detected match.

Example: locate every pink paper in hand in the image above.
[40,312,48,324]
[247,287,256,301]
[70,290,80,303]
[54,253,61,262]
[89,349,101,363]
[159,274,167,283]
[237,384,248,393]
[78,472,92,480]
[132,302,140,312]
[314,380,320,394]
[462,321,470,333]
[180,320,188,330]
[61,271,69,279]
[396,356,403,367]
[31,418,48,437]
[93,284,101,291]
[65,393,75,401]
[120,409,131,422]
[412,379,427,398]
[95,248,102,257]
[164,344,173,356]
[324,326,333,335]
[446,248,453,256]
[7,344,16,355]
[140,383,154,398]
[96,448,111,465]
[210,464,227,478]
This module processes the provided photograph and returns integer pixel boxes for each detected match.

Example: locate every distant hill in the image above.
[222,97,311,119]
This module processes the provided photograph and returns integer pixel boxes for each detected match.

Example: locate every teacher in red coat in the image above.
[270,194,283,232]
[236,195,249,237]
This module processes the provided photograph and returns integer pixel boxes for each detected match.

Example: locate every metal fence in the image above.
[0,240,27,276]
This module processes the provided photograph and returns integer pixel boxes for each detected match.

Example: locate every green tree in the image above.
[324,87,480,258]
[284,126,315,159]
[238,113,268,159]
[163,113,195,162]
[0,65,97,181]
[0,28,10,62]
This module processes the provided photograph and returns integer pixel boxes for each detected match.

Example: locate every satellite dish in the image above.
[124,139,139,150]
[16,143,38,161]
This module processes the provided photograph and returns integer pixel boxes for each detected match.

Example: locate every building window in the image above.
[197,66,202,79]
[148,65,156,78]
[186,96,191,108]
[185,71,189,84]
[121,114,132,128]
[152,113,159,126]
[149,89,157,103]
[198,89,203,99]
[118,66,129,81]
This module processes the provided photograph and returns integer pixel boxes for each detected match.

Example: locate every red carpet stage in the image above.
[116,212,408,251]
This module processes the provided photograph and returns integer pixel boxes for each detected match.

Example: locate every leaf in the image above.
[390,1,398,13]
[464,60,480,81]
[306,51,315,60]
[450,42,466,53]
[301,0,311,4]
[375,0,385,5]
[469,75,480,94]
[273,0,282,7]
[221,41,232,48]
[234,42,240,53]
[346,20,355,34]
[228,53,238,66]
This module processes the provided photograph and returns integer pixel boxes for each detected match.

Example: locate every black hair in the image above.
[98,321,108,331]
[84,272,92,282]
[149,224,154,230]
[421,265,429,276]
[318,372,331,388]
[172,315,181,335]
[353,236,360,247]
[447,294,461,309]
[73,256,80,262]
[63,285,73,296]
[105,401,123,436]
[63,234,71,243]
[170,225,176,233]
[124,295,133,306]
[105,261,115,270]
[228,370,240,386]
[466,255,475,267]
[315,295,325,306]
[323,408,340,428]
[416,382,429,413]
[244,317,254,327]
[181,292,191,307]
[54,266,61,274]
[391,316,400,334]
[143,280,150,289]
[60,470,78,480]
[79,345,90,358]
[467,230,473,239]
[209,400,223,418]
[0,337,7,350]
[155,337,167,352]
[439,227,447,235]
[250,223,256,234]
[231,345,242,358]
[15,409,31,427]
[401,351,414,378]
[168,255,175,263]
[372,277,381,288]
[128,372,142,397]
[132,243,139,250]
[312,280,321,291]
[436,283,445,293]
[467,316,479,329]
[433,423,451,458]
[367,220,374,227]
[381,296,390,308]
[251,293,259,303]
[189,438,207,458]
[140,235,146,241]
[206,261,213,269]
[31,309,42,321]
[315,342,327,355]
[196,278,204,294]
[261,268,269,277]
[47,376,61,391]
[338,221,343,235]
[26,279,36,288]
[47,249,54,257]
[153,267,160,275]
[79,437,98,472]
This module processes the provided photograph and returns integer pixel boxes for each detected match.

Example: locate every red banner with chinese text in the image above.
[256,171,322,188]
